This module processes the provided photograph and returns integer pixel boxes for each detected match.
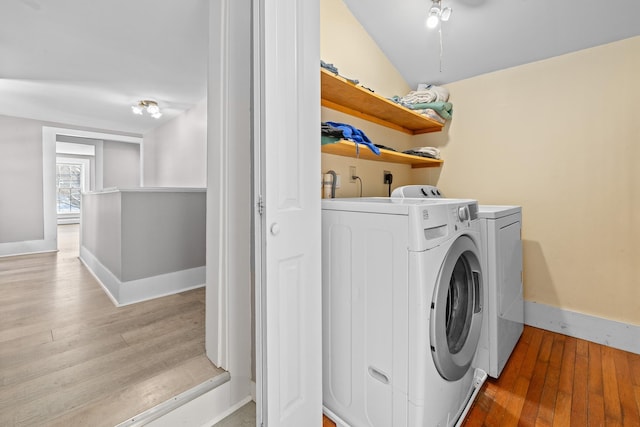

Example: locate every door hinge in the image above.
[257,195,264,216]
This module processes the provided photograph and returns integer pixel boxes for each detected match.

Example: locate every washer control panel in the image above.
[458,206,470,222]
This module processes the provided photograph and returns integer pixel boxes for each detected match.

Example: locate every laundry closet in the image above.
[319,1,516,426]
[319,1,445,199]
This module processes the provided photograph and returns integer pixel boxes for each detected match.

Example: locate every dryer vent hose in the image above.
[323,170,337,198]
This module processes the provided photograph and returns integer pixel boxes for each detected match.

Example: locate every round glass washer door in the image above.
[430,235,483,381]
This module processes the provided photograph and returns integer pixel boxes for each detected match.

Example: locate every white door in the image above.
[255,0,322,425]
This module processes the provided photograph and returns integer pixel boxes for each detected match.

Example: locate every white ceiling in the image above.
[0,0,209,134]
[2,0,639,135]
[342,0,640,88]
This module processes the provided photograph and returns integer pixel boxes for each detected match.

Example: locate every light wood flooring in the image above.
[0,224,224,427]
[323,326,640,426]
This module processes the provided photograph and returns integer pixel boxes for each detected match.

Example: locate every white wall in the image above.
[0,115,44,244]
[81,190,122,277]
[103,140,140,188]
[143,99,207,187]
[121,190,206,281]
[0,114,141,256]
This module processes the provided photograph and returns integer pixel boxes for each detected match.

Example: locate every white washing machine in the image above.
[322,197,487,427]
[391,186,524,378]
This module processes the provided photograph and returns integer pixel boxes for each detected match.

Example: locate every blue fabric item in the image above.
[325,121,380,155]
[321,60,339,74]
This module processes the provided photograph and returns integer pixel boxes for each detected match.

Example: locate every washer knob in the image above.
[458,206,469,222]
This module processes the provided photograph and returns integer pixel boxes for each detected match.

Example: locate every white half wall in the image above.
[80,245,205,307]
[80,188,206,306]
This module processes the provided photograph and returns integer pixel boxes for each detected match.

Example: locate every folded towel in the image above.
[419,84,449,102]
[401,90,437,105]
[403,146,441,159]
[412,108,446,124]
[406,101,453,120]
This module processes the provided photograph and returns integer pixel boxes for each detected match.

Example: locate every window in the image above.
[56,163,83,214]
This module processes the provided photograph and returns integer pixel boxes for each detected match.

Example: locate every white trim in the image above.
[45,127,142,144]
[143,377,251,427]
[116,372,231,427]
[206,0,230,371]
[79,245,205,307]
[56,155,91,225]
[0,240,56,258]
[57,218,80,225]
[36,127,142,259]
[208,395,254,426]
[85,187,206,194]
[42,127,58,252]
[252,0,265,424]
[323,407,350,427]
[524,301,640,354]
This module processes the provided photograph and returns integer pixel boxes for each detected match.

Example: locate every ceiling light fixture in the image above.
[426,0,452,29]
[131,100,162,119]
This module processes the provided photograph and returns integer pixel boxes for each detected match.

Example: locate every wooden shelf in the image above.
[320,68,444,135]
[321,140,443,168]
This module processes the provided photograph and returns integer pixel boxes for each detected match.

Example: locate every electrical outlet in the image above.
[335,175,341,188]
[383,170,392,184]
[349,166,357,182]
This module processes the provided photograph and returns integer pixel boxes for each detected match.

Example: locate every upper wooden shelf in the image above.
[320,68,444,135]
[321,140,443,168]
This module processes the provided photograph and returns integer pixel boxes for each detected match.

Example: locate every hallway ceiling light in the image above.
[131,100,162,119]
[426,0,452,29]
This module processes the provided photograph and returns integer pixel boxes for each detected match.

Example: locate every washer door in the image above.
[430,235,483,381]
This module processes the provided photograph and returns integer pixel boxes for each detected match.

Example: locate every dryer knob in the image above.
[458,206,469,222]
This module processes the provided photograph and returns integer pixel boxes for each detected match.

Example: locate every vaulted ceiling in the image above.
[1,0,639,134]
[342,0,640,88]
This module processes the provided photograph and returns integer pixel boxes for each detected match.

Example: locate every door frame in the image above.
[35,127,141,254]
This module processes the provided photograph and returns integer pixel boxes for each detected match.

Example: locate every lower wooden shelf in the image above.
[321,139,443,168]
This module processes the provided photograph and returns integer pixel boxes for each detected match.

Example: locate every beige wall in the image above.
[321,0,640,326]
[321,0,418,197]
[424,37,640,325]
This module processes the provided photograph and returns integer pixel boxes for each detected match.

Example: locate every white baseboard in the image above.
[79,246,205,306]
[524,301,640,355]
[143,376,252,427]
[250,380,256,402]
[0,239,57,258]
[57,218,80,225]
[117,372,231,427]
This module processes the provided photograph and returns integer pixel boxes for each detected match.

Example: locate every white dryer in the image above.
[322,197,487,427]
[391,186,524,378]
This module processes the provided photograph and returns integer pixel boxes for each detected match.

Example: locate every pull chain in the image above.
[439,24,444,73]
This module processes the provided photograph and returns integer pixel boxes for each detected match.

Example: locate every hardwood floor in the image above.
[0,224,224,427]
[323,326,640,426]
[464,326,640,427]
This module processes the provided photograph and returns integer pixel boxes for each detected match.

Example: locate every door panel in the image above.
[258,0,322,424]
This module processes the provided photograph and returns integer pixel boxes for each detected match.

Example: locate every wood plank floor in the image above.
[464,326,640,427]
[0,224,224,427]
[323,326,640,426]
